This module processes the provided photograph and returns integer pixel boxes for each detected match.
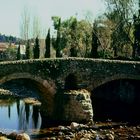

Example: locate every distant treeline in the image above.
[0,34,19,43]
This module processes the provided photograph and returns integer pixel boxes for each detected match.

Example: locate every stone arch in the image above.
[0,72,56,118]
[91,74,140,122]
[92,74,140,90]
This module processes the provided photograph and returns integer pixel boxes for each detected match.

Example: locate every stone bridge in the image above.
[0,58,140,122]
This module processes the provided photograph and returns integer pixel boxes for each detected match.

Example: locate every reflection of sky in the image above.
[0,100,42,132]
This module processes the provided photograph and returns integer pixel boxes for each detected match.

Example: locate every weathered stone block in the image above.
[62,89,93,123]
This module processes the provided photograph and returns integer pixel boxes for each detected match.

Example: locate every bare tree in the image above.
[32,16,41,39]
[20,6,30,41]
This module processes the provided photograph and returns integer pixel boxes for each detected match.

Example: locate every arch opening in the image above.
[64,73,78,90]
[0,78,42,99]
[0,77,56,125]
[91,79,140,123]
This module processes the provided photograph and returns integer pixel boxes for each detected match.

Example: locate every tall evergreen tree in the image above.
[45,29,51,58]
[26,40,30,59]
[17,42,21,60]
[70,18,78,57]
[34,37,40,59]
[56,18,62,57]
[91,23,99,58]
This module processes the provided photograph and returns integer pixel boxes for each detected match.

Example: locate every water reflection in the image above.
[0,99,42,131]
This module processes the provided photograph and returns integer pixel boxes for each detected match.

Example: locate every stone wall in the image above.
[1,58,140,122]
[62,89,93,122]
[53,89,93,123]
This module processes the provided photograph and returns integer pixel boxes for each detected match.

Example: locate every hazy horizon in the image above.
[0,0,106,38]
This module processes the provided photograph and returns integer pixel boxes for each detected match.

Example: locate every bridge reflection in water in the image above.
[0,99,42,131]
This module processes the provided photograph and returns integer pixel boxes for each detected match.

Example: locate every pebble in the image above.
[64,136,71,140]
[58,132,63,136]
[136,136,140,139]
[70,122,79,129]
[16,133,30,140]
[49,137,56,140]
[119,126,123,129]
[106,133,114,140]
[8,132,17,139]
[90,130,97,135]
[80,138,90,140]
[83,133,91,139]
[109,131,114,135]
[95,134,100,140]
[58,126,67,131]
[0,136,9,140]
[65,132,74,136]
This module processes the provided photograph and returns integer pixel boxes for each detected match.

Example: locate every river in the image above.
[0,79,140,139]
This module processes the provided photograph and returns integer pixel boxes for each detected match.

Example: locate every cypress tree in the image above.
[17,42,20,60]
[56,18,62,57]
[34,37,40,59]
[26,40,30,59]
[45,29,51,58]
[70,18,77,57]
[91,23,99,58]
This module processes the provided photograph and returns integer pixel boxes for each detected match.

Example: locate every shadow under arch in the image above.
[0,72,56,118]
[64,73,78,90]
[91,75,140,123]
[92,74,140,90]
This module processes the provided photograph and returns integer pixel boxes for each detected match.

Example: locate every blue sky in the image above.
[0,0,106,37]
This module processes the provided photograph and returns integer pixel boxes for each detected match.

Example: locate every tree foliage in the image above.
[45,29,51,58]
[91,22,99,58]
[102,0,137,58]
[52,16,92,57]
[26,40,30,59]
[52,17,62,57]
[33,37,40,59]
[17,43,21,60]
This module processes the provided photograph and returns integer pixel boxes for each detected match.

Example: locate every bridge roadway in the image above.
[0,58,140,120]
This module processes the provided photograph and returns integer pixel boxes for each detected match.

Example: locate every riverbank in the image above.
[0,87,140,139]
[0,121,140,140]
[30,122,140,140]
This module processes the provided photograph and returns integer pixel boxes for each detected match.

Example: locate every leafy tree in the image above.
[52,17,62,57]
[52,16,61,30]
[26,40,30,59]
[69,17,78,57]
[52,17,92,57]
[104,0,136,58]
[45,29,51,58]
[33,37,40,59]
[133,4,140,58]
[17,43,21,60]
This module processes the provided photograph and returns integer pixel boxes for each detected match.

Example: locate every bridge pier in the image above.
[53,89,93,123]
